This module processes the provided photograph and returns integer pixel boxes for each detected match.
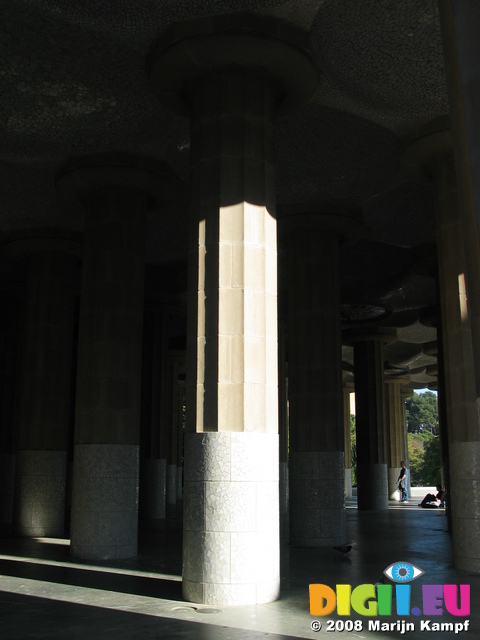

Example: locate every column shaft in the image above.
[385,380,409,501]
[0,289,23,530]
[14,252,77,537]
[71,189,147,559]
[183,71,279,604]
[433,150,479,569]
[287,227,345,546]
[354,340,388,510]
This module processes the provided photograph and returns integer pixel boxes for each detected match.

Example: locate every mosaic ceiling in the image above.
[0,0,449,384]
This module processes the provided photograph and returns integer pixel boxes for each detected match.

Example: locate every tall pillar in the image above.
[400,122,479,569]
[139,304,167,521]
[384,377,410,501]
[6,232,80,537]
[148,14,317,605]
[439,6,480,571]
[57,154,178,559]
[282,208,361,547]
[347,329,396,510]
[278,323,289,516]
[343,379,354,499]
[166,353,183,505]
[0,284,24,532]
[176,376,185,502]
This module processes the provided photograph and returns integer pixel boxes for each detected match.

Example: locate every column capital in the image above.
[56,153,180,208]
[4,227,82,261]
[399,116,453,182]
[278,203,365,245]
[343,327,397,346]
[147,13,318,117]
[384,375,410,387]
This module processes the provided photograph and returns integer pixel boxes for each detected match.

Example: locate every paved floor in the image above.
[0,489,478,639]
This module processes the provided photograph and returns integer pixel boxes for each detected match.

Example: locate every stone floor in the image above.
[0,489,478,639]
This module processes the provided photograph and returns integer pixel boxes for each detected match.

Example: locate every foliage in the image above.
[408,430,442,486]
[405,391,439,434]
[350,414,357,486]
[405,391,442,485]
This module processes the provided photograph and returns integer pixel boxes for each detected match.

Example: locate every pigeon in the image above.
[334,544,353,554]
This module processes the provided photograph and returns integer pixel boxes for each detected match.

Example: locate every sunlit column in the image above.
[148,14,317,605]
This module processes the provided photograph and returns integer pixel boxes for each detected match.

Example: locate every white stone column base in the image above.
[167,464,177,505]
[388,467,401,501]
[357,463,388,510]
[345,467,352,499]
[71,444,139,560]
[450,441,480,572]
[279,461,289,516]
[14,450,67,537]
[140,458,166,520]
[183,432,280,605]
[176,465,183,501]
[0,453,16,526]
[289,451,345,547]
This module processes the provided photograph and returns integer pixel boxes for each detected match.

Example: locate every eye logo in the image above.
[384,561,424,583]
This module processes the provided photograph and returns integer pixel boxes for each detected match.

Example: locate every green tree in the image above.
[405,391,439,434]
[408,430,442,486]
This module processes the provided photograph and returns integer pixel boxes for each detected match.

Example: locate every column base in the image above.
[71,444,139,560]
[167,464,177,505]
[183,432,280,605]
[450,441,480,573]
[14,450,67,537]
[140,458,166,520]
[357,463,388,510]
[388,468,401,501]
[0,453,16,528]
[289,451,345,547]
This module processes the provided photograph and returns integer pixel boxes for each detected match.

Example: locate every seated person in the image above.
[418,485,445,508]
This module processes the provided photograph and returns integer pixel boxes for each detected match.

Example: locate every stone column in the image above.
[176,377,185,501]
[6,231,80,537]
[148,14,317,605]
[281,208,361,547]
[278,323,289,516]
[384,377,410,501]
[400,121,479,569]
[347,329,396,510]
[439,5,480,571]
[0,284,24,532]
[343,379,354,499]
[139,304,167,522]
[166,353,183,505]
[57,154,178,559]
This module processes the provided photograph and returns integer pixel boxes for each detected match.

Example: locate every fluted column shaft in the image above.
[287,226,345,546]
[13,250,77,537]
[71,188,147,559]
[385,379,409,500]
[353,340,388,510]
[433,150,479,570]
[0,288,23,530]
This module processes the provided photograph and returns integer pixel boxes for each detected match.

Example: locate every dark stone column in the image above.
[0,283,24,532]
[6,231,81,537]
[347,329,396,510]
[57,154,178,559]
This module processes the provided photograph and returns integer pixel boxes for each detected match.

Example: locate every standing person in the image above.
[397,461,408,502]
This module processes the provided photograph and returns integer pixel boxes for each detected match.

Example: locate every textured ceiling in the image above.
[0,0,447,381]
